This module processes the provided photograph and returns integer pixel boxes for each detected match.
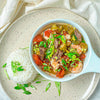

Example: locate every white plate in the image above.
[0,8,100,100]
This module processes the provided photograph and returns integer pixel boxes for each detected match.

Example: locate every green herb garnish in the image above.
[62,59,66,65]
[74,34,77,40]
[23,91,32,95]
[43,63,47,66]
[55,82,61,96]
[14,84,32,95]
[45,83,51,92]
[39,41,44,47]
[61,59,68,70]
[82,37,85,43]
[20,47,29,49]
[11,61,24,74]
[45,46,54,60]
[71,55,80,61]
[11,61,17,73]
[43,66,51,72]
[24,84,29,87]
[39,41,47,48]
[60,35,66,43]
[17,66,24,71]
[2,63,7,68]
[44,42,47,48]
[36,81,41,83]
[4,69,10,80]
[14,86,22,90]
[58,69,61,72]
[30,85,37,90]
[55,35,62,38]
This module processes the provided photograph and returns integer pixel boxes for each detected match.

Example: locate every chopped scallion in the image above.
[4,69,10,80]
[45,83,51,92]
[55,82,61,96]
[2,63,7,68]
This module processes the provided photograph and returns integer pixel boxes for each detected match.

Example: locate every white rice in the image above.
[6,49,38,84]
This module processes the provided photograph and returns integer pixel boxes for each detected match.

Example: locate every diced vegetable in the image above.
[32,54,42,65]
[59,43,66,52]
[44,30,52,37]
[56,69,65,78]
[79,54,86,61]
[51,24,58,30]
[58,25,63,32]
[33,34,43,42]
[72,40,80,45]
[80,43,88,53]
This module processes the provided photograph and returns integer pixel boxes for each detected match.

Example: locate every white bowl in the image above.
[29,19,100,82]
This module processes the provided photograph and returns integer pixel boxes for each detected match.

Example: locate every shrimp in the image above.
[65,34,71,40]
[69,62,83,73]
[71,44,82,54]
[51,58,62,72]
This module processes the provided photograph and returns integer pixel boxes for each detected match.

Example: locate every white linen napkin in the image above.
[0,0,23,34]
[0,0,100,36]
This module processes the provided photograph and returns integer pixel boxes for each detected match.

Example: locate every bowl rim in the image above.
[29,19,92,82]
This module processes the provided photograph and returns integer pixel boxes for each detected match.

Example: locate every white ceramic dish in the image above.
[0,8,100,100]
[29,19,100,82]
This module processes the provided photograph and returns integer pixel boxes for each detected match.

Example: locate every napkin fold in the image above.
[0,0,23,34]
[0,0,100,36]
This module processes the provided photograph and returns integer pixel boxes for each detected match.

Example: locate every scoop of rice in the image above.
[6,49,38,84]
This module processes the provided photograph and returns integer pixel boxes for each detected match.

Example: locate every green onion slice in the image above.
[45,83,51,92]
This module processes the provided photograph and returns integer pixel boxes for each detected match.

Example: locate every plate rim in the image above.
[0,7,100,100]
